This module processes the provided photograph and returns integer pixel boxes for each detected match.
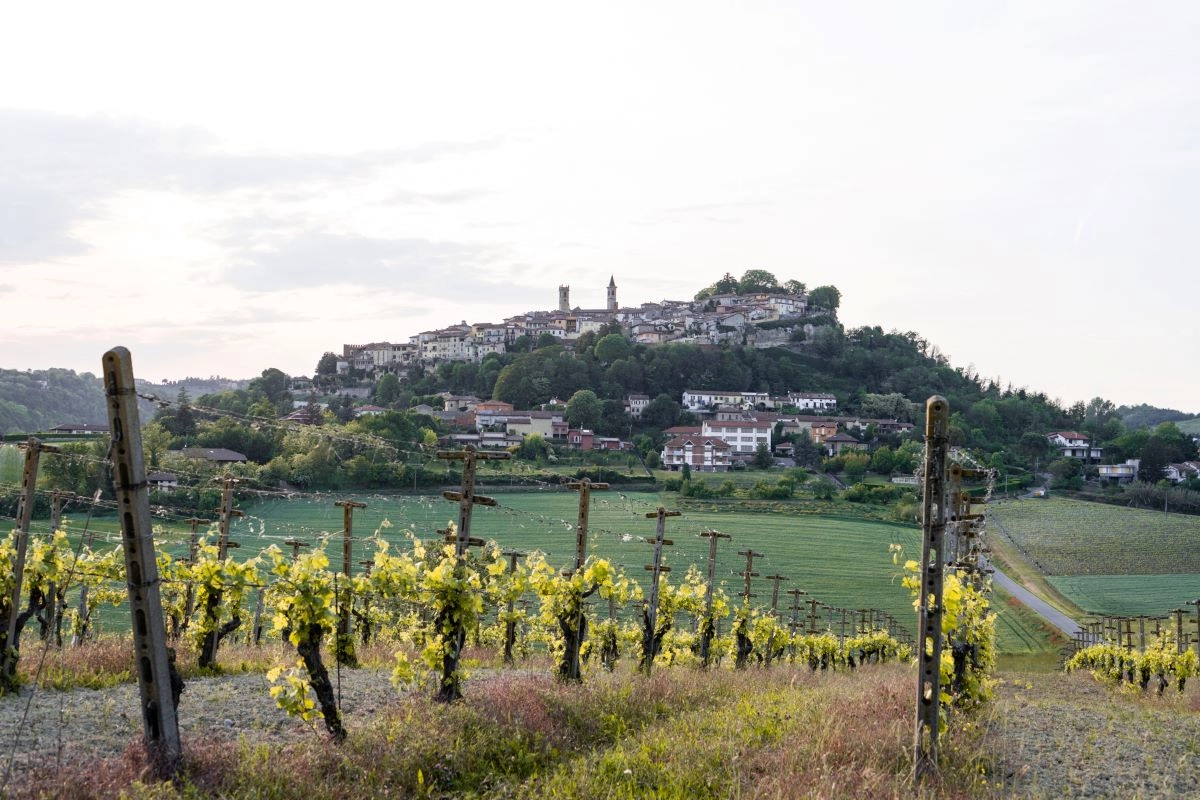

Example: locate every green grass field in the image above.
[988,497,1200,575]
[1046,574,1200,616]
[0,443,21,485]
[989,496,1200,617]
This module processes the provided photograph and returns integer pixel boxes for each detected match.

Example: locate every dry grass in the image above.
[7,663,1000,800]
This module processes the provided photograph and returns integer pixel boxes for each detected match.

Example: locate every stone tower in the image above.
[559,285,570,312]
[607,275,617,312]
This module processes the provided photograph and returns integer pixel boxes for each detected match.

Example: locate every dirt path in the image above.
[2,665,1197,798]
[984,671,1200,798]
[0,667,399,780]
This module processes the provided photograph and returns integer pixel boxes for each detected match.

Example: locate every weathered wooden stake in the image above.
[434,446,509,701]
[699,529,730,665]
[914,395,949,784]
[560,478,609,681]
[334,500,366,666]
[501,548,526,665]
[2,437,57,686]
[640,506,678,675]
[102,346,182,780]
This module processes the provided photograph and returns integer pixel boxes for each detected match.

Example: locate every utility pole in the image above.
[699,530,730,666]
[640,507,678,675]
[101,346,181,779]
[914,395,949,784]
[2,437,58,686]
[334,500,366,666]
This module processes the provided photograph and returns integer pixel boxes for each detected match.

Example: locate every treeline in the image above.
[0,368,108,435]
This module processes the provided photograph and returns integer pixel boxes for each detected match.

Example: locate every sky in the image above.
[1,1,1197,412]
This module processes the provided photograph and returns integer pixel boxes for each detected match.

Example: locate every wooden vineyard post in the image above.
[561,478,608,681]
[2,437,58,688]
[699,530,730,666]
[334,500,367,666]
[807,598,822,636]
[179,517,208,634]
[435,446,509,701]
[101,347,182,780]
[1172,609,1187,654]
[763,574,786,665]
[501,549,526,665]
[70,496,102,647]
[640,507,678,675]
[43,491,70,644]
[734,548,762,668]
[1189,600,1200,658]
[284,538,310,562]
[199,475,242,669]
[787,589,806,636]
[914,395,949,784]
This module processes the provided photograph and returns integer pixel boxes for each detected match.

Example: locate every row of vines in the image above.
[0,517,914,741]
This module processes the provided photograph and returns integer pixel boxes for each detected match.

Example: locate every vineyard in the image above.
[52,490,1051,655]
[988,497,1200,618]
[988,497,1200,576]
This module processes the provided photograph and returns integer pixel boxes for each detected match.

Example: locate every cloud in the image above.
[0,109,499,265]
[222,230,506,294]
[0,182,91,264]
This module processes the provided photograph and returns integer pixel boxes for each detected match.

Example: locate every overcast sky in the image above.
[2,2,1196,412]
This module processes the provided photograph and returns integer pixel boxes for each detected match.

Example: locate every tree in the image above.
[594,333,632,364]
[535,333,559,349]
[842,452,870,482]
[315,352,339,376]
[808,285,841,311]
[250,368,292,414]
[375,373,401,406]
[752,443,773,469]
[737,269,780,295]
[783,279,806,295]
[565,389,602,430]
[639,394,682,429]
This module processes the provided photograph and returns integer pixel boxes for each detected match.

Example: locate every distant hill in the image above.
[0,368,165,437]
[1117,403,1196,430]
[0,368,108,436]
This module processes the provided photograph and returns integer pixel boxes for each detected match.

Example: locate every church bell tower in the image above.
[607,276,617,312]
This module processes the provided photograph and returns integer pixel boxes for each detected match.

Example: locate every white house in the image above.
[701,418,772,456]
[661,435,732,472]
[1047,431,1102,461]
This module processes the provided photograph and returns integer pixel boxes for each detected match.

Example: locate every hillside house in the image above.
[824,432,865,457]
[147,472,178,492]
[1047,431,1102,461]
[48,423,109,435]
[701,418,772,457]
[1097,460,1139,484]
[661,434,732,472]
[567,429,595,450]
[179,448,247,464]
[627,394,650,419]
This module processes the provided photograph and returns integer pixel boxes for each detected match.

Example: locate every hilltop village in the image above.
[332,275,832,376]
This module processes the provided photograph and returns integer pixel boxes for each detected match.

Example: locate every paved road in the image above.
[987,558,1080,639]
